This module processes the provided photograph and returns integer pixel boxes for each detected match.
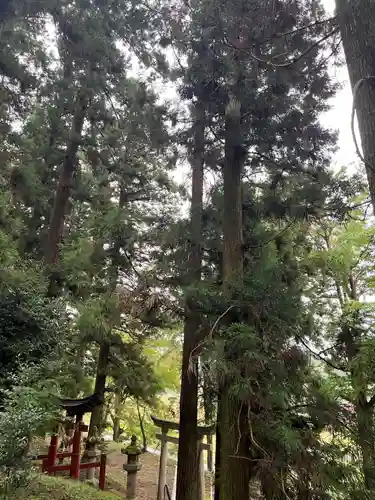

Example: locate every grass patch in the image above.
[8,474,120,499]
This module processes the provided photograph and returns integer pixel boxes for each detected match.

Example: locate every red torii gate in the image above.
[38,392,107,489]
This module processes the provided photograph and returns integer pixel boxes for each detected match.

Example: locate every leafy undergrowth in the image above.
[9,474,120,500]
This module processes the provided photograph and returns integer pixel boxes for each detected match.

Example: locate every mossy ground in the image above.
[10,474,120,499]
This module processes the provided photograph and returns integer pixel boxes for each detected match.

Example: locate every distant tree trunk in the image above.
[45,89,89,267]
[207,433,213,471]
[176,102,205,500]
[356,395,375,489]
[90,186,127,447]
[137,400,147,452]
[112,418,121,442]
[341,275,375,490]
[86,341,110,450]
[112,389,122,442]
[336,0,375,212]
[203,368,214,472]
[218,100,250,500]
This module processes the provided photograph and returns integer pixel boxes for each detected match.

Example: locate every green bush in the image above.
[0,288,65,400]
[0,385,59,496]
[8,474,120,499]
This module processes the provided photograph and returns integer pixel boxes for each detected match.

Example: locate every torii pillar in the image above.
[152,416,214,500]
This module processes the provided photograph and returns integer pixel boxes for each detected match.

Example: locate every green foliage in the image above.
[0,383,59,495]
[0,0,373,498]
[9,474,120,499]
[106,328,181,445]
[0,285,68,398]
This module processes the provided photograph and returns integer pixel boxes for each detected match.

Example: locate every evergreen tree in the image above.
[176,102,205,500]
[0,0,181,456]
[167,0,339,497]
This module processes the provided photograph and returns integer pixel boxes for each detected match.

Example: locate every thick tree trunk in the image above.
[219,390,250,499]
[219,103,250,500]
[176,102,205,500]
[336,0,375,212]
[261,470,284,500]
[86,341,110,450]
[45,90,89,266]
[356,395,375,489]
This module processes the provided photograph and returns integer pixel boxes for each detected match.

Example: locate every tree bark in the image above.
[261,470,284,500]
[203,362,214,472]
[45,89,89,266]
[88,183,129,447]
[86,341,110,450]
[176,102,205,500]
[112,418,121,442]
[112,388,122,442]
[336,0,375,212]
[219,103,250,500]
[356,395,375,489]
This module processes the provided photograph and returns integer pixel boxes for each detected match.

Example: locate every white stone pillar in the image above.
[157,432,169,500]
[198,440,205,500]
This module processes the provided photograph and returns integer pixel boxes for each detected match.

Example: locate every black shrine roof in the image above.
[59,392,104,416]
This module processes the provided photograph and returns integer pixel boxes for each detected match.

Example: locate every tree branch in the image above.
[367,393,375,408]
[295,333,347,372]
[223,28,339,69]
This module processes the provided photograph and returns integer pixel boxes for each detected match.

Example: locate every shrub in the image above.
[0,384,59,496]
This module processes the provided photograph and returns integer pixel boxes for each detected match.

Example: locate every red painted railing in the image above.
[35,422,106,490]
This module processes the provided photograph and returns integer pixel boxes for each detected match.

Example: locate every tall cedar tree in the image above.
[176,102,205,500]
[336,0,375,212]
[43,0,164,268]
[169,0,338,497]
[219,97,250,499]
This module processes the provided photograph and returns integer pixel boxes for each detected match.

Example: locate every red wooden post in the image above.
[45,432,58,473]
[70,417,82,480]
[99,454,107,490]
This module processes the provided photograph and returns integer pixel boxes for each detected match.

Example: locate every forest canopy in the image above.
[1,0,375,499]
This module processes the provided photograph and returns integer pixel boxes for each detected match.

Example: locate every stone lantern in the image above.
[122,435,142,499]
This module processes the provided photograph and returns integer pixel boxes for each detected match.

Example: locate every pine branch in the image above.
[257,16,338,47]
[245,219,297,250]
[295,333,347,372]
[223,28,339,68]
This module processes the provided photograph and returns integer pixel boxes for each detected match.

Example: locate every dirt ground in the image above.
[105,447,177,499]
